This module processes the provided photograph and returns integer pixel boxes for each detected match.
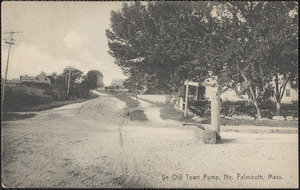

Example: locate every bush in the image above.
[222,100,247,106]
[20,82,50,89]
[260,99,276,110]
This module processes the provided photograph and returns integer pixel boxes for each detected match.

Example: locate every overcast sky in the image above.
[1,1,128,85]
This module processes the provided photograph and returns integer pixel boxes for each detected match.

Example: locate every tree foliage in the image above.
[51,68,104,99]
[106,2,213,93]
[209,1,298,117]
[82,70,104,90]
[106,1,298,117]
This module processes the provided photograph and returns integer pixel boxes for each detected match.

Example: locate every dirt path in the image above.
[1,93,298,188]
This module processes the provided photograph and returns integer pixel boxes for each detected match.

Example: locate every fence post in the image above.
[184,80,189,117]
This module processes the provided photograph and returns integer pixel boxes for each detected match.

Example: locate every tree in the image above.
[106,1,298,118]
[195,1,298,118]
[232,1,297,117]
[83,70,104,90]
[124,73,145,92]
[106,2,210,93]
[262,2,298,115]
[47,72,57,86]
[52,68,84,99]
[110,79,124,88]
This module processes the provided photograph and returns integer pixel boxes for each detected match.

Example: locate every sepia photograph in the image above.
[1,1,298,188]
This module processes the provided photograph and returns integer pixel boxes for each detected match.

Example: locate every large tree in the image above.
[83,70,104,90]
[106,1,210,93]
[194,1,298,118]
[262,2,298,115]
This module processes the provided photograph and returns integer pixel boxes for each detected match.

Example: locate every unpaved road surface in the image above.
[1,92,298,188]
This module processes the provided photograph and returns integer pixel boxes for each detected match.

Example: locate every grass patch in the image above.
[137,97,165,107]
[112,94,140,107]
[197,116,298,128]
[160,105,183,121]
[127,110,148,121]
[160,105,194,122]
[114,94,140,108]
[221,118,298,127]
[3,86,99,112]
[111,93,148,121]
[2,113,36,121]
[23,97,98,112]
[4,94,98,112]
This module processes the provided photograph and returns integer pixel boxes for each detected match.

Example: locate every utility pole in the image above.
[1,30,22,112]
[66,66,75,95]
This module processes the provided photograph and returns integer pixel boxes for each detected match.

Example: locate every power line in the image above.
[1,39,22,41]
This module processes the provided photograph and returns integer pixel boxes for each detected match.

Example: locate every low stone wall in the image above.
[137,95,168,104]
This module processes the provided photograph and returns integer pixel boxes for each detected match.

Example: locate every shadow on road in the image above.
[219,138,237,144]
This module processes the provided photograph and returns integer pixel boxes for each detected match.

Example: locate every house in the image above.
[6,79,21,87]
[33,72,51,84]
[186,75,247,103]
[269,77,298,104]
[278,83,298,104]
[20,75,35,83]
[188,76,297,104]
[20,72,51,86]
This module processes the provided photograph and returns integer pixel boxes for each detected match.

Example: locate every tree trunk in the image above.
[240,72,262,119]
[253,100,262,119]
[276,101,282,116]
[274,72,288,116]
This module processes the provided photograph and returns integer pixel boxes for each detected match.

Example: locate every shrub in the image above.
[128,110,148,121]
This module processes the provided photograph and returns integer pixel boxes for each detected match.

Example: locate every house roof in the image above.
[20,75,34,80]
[34,72,49,79]
[7,79,20,84]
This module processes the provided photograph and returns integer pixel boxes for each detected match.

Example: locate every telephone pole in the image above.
[66,66,75,95]
[1,30,22,112]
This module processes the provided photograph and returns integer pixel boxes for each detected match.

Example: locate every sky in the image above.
[1,1,128,86]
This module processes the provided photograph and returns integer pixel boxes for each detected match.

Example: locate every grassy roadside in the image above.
[136,97,165,107]
[2,93,99,121]
[111,93,148,121]
[160,105,195,123]
[160,105,298,128]
[21,93,99,112]
[2,113,36,122]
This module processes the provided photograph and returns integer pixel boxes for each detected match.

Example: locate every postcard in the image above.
[1,1,298,188]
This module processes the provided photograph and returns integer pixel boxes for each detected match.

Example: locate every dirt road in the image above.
[1,92,298,188]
